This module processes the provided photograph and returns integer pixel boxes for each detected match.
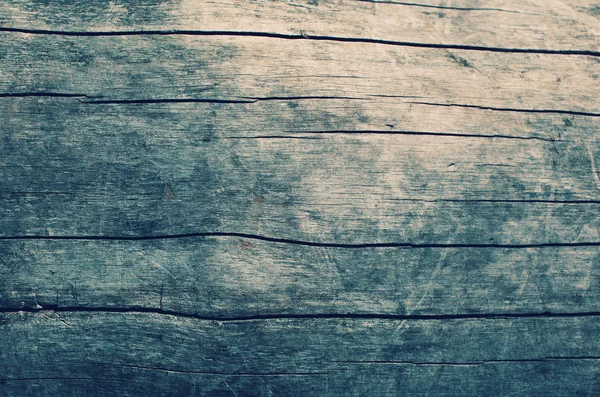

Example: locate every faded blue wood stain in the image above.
[1,0,600,395]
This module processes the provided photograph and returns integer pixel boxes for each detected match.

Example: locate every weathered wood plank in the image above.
[1,36,599,245]
[2,97,599,243]
[2,0,600,395]
[1,35,599,111]
[1,312,599,396]
[1,239,598,316]
[1,0,599,51]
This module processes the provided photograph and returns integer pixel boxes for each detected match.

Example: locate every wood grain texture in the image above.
[1,0,599,395]
[2,98,600,243]
[2,239,599,316]
[1,312,600,396]
[2,34,600,109]
[1,0,600,50]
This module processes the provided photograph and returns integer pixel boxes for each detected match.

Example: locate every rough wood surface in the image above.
[1,312,600,396]
[2,0,600,50]
[1,0,600,395]
[3,239,600,316]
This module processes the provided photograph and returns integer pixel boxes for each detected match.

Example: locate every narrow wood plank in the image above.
[1,35,599,111]
[1,312,599,396]
[1,0,599,51]
[2,98,599,243]
[1,239,598,316]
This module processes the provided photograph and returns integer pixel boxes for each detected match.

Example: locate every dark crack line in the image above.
[410,102,600,118]
[242,95,366,101]
[81,98,255,105]
[358,0,527,13]
[224,135,324,140]
[0,232,599,249]
[94,363,333,376]
[1,27,598,57]
[2,306,600,322]
[334,357,600,366]
[81,96,364,105]
[283,130,559,142]
[386,198,600,205]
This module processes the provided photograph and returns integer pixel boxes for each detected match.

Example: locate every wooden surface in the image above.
[1,0,600,395]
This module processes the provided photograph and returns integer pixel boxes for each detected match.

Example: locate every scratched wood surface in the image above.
[1,0,600,396]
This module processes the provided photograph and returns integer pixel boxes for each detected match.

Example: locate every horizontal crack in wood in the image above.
[385,198,600,204]
[334,357,600,366]
[410,102,600,118]
[0,232,598,249]
[282,130,560,142]
[3,306,600,322]
[1,27,598,57]
[357,0,528,14]
[93,363,334,376]
[80,96,365,104]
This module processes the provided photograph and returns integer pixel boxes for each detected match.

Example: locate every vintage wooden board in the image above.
[1,0,599,395]
[2,0,600,50]
[1,312,600,396]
